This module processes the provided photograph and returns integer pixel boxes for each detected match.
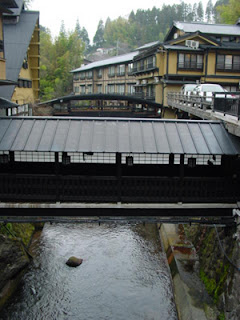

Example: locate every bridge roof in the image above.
[0,117,239,155]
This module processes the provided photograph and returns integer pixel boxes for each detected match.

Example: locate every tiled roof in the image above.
[71,51,139,73]
[174,21,240,36]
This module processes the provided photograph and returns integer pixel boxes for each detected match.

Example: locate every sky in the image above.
[30,0,216,43]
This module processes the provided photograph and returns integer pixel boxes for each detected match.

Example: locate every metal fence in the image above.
[167,91,240,119]
[0,173,239,203]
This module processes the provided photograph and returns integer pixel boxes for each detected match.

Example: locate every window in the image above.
[133,62,138,73]
[0,40,4,52]
[128,63,133,74]
[87,71,93,79]
[146,56,156,69]
[74,86,80,93]
[97,84,102,93]
[97,69,102,78]
[108,66,115,77]
[116,84,125,95]
[80,72,85,80]
[18,79,23,88]
[139,60,145,71]
[87,85,92,94]
[178,53,203,70]
[80,85,85,94]
[216,54,240,71]
[127,84,135,95]
[117,64,125,76]
[73,73,79,81]
[107,84,115,93]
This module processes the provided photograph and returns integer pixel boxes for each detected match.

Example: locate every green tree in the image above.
[216,0,240,23]
[205,0,214,22]
[197,1,204,21]
[93,19,105,48]
[39,24,84,100]
[213,0,229,22]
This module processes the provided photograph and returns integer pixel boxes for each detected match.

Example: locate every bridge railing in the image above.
[167,91,240,119]
[213,92,240,120]
[0,173,239,203]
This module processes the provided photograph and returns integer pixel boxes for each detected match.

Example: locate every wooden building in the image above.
[0,0,19,116]
[0,0,39,113]
[132,20,240,118]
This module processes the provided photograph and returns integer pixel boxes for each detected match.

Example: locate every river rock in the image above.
[66,256,83,267]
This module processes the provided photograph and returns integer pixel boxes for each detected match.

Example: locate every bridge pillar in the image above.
[116,153,122,202]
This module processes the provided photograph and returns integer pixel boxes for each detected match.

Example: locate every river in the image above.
[0,223,178,320]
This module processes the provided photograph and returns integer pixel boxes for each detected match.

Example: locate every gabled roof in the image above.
[0,117,239,156]
[165,21,240,41]
[0,10,39,101]
[3,0,24,16]
[0,0,18,13]
[71,51,139,73]
[135,41,161,51]
[165,31,221,47]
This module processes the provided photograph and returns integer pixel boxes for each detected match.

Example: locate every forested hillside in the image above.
[39,0,239,100]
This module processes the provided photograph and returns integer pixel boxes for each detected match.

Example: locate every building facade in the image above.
[71,52,139,101]
[0,0,39,111]
[132,20,240,117]
[0,0,19,115]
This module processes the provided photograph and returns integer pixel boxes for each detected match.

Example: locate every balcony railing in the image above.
[177,62,203,70]
[108,73,115,78]
[117,72,125,77]
[216,63,240,72]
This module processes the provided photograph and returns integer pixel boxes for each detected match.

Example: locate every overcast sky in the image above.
[30,0,215,43]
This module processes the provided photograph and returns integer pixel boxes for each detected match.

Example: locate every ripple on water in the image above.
[0,223,178,320]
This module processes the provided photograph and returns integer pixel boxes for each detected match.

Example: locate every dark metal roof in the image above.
[0,0,18,12]
[3,0,23,16]
[0,117,239,155]
[174,21,240,36]
[0,10,39,100]
[71,51,139,73]
[0,97,18,108]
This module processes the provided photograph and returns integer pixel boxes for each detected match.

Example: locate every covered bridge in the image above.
[0,116,239,217]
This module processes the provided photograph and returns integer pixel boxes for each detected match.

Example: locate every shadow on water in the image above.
[1,223,178,320]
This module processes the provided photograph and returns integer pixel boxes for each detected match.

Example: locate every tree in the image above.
[216,0,240,23]
[205,0,214,22]
[93,19,105,48]
[197,1,204,21]
[213,0,229,22]
[39,24,84,100]
[80,27,90,53]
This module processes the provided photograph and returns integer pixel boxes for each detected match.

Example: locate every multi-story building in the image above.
[132,20,240,118]
[71,51,139,100]
[0,0,19,115]
[0,0,39,113]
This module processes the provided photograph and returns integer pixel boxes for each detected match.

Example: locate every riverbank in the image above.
[0,223,43,310]
[159,222,240,320]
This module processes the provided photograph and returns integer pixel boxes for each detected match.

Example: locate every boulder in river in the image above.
[66,256,83,267]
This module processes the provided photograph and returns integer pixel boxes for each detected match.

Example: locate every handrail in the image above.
[167,91,240,119]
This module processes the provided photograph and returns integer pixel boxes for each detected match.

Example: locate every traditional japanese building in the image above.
[71,51,139,99]
[132,20,240,118]
[0,0,19,115]
[0,0,39,112]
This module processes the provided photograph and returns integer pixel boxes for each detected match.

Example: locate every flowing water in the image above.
[1,223,178,320]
